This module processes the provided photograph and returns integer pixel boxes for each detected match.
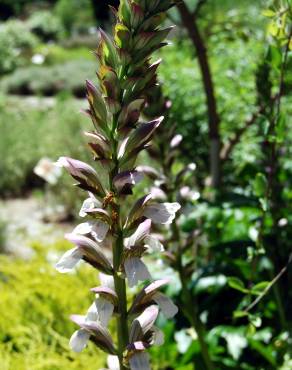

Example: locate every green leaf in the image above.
[262,9,276,17]
[253,173,268,198]
[233,310,248,319]
[251,281,270,295]
[227,277,249,294]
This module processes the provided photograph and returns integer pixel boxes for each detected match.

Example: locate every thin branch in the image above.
[244,253,292,313]
[220,96,277,162]
[177,0,221,188]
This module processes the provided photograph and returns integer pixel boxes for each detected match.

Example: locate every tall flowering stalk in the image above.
[54,1,180,369]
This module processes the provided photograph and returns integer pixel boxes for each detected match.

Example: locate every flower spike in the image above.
[54,1,179,368]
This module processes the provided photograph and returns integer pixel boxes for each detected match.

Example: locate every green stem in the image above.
[109,119,129,369]
[169,206,214,370]
[177,250,215,370]
[114,270,129,369]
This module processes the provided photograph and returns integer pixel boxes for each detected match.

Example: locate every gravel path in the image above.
[0,197,72,259]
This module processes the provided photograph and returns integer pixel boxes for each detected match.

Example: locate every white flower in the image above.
[69,328,90,352]
[143,202,181,224]
[153,292,178,318]
[73,220,109,242]
[180,186,200,201]
[124,257,151,288]
[31,53,45,65]
[151,326,165,346]
[129,352,150,370]
[55,247,82,273]
[125,219,151,248]
[99,272,115,290]
[79,194,101,217]
[144,235,164,252]
[107,355,120,370]
[170,134,183,148]
[95,297,114,327]
[150,186,166,200]
[34,157,62,185]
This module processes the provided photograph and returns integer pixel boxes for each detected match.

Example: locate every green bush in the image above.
[54,0,95,35]
[27,10,64,42]
[0,20,38,75]
[0,60,95,97]
[0,95,92,198]
[0,241,106,369]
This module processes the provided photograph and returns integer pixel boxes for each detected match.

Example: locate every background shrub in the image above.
[0,19,38,75]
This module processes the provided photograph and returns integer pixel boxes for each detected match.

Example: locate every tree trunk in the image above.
[177,1,221,189]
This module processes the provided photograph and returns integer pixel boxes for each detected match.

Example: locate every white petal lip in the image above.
[152,326,165,346]
[69,329,90,352]
[126,219,151,247]
[129,352,150,370]
[55,247,83,273]
[79,195,101,217]
[85,302,98,322]
[107,355,120,370]
[95,297,114,327]
[124,257,151,287]
[153,292,178,319]
[73,220,109,242]
[144,235,164,252]
[143,202,181,224]
[99,272,115,290]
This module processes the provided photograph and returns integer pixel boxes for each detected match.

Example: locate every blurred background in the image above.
[0,0,291,369]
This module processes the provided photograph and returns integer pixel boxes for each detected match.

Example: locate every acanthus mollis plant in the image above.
[141,85,215,370]
[54,1,180,369]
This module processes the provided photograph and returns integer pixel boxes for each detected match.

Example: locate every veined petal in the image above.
[91,220,109,242]
[73,220,109,242]
[79,194,101,217]
[86,301,98,322]
[124,257,151,288]
[143,202,181,224]
[69,329,90,352]
[151,326,164,346]
[129,352,150,370]
[126,219,151,247]
[95,297,114,327]
[144,235,164,252]
[55,247,82,273]
[153,292,178,319]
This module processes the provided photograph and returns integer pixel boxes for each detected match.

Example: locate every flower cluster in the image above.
[54,1,179,369]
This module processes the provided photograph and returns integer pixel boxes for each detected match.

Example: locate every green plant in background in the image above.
[0,242,106,370]
[27,10,64,42]
[54,0,95,36]
[54,1,181,369]
[142,84,215,370]
[0,19,38,75]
